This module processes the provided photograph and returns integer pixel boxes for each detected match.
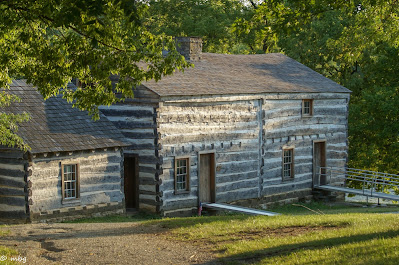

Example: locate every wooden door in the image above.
[124,155,139,209]
[313,141,326,186]
[199,153,215,203]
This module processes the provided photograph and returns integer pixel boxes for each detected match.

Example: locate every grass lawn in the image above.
[0,226,19,265]
[68,201,399,264]
[155,213,399,264]
[268,201,399,215]
[149,202,399,264]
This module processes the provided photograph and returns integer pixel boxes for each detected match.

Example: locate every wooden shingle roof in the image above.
[3,80,129,154]
[143,53,351,96]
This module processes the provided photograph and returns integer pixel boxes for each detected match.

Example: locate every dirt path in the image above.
[0,222,219,265]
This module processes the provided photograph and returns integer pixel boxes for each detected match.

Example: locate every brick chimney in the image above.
[175,37,202,61]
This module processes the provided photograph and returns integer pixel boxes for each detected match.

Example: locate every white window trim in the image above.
[174,156,190,194]
[302,99,313,117]
[282,148,295,181]
[61,163,80,203]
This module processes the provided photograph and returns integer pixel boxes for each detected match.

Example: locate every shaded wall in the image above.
[100,85,162,212]
[28,149,124,221]
[0,149,29,223]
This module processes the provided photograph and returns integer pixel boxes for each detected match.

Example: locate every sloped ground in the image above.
[0,222,218,265]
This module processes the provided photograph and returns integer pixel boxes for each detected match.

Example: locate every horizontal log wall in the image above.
[28,149,124,220]
[157,99,262,215]
[261,94,350,198]
[0,149,28,222]
[100,86,161,212]
[157,92,349,214]
[107,89,349,216]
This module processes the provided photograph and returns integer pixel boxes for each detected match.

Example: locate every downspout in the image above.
[24,151,33,223]
[257,99,264,198]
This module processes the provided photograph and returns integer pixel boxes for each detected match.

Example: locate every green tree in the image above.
[253,0,399,174]
[146,0,247,53]
[0,0,189,150]
[231,0,282,53]
[0,90,29,150]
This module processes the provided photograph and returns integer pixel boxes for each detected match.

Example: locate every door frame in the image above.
[124,153,139,209]
[313,140,326,187]
[197,150,216,204]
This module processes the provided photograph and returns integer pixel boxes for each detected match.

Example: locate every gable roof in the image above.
[143,53,351,96]
[2,80,129,154]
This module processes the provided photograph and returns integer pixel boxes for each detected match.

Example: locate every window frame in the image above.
[302,99,313,117]
[174,157,190,194]
[61,163,80,201]
[282,148,295,181]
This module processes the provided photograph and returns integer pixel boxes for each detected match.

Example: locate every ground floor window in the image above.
[62,164,79,199]
[283,149,294,180]
[175,157,190,193]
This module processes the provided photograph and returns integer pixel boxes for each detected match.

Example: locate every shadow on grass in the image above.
[2,214,253,245]
[66,212,253,229]
[64,211,162,223]
[268,201,399,215]
[145,214,252,229]
[218,229,399,264]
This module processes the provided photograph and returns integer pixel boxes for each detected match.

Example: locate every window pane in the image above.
[283,149,294,179]
[63,164,78,199]
[64,165,71,173]
[176,158,189,191]
[303,100,312,115]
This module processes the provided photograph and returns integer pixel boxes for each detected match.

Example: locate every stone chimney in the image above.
[175,37,202,61]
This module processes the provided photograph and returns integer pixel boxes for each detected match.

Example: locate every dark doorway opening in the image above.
[124,154,139,209]
[313,141,327,186]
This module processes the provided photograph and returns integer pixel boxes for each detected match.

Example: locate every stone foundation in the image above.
[230,188,314,210]
[312,189,345,203]
[162,207,197,218]
[30,202,125,223]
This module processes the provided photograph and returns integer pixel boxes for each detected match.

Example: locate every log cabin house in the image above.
[0,37,351,221]
[0,80,128,223]
[100,37,351,216]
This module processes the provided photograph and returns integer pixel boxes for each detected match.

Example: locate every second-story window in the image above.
[302,99,313,116]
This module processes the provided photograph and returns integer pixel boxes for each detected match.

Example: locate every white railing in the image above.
[315,167,399,198]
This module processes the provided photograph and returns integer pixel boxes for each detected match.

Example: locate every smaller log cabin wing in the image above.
[102,39,351,216]
[0,80,129,223]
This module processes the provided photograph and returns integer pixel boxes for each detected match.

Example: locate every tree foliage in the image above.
[0,0,190,150]
[146,0,249,53]
[266,0,399,174]
[0,89,29,150]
